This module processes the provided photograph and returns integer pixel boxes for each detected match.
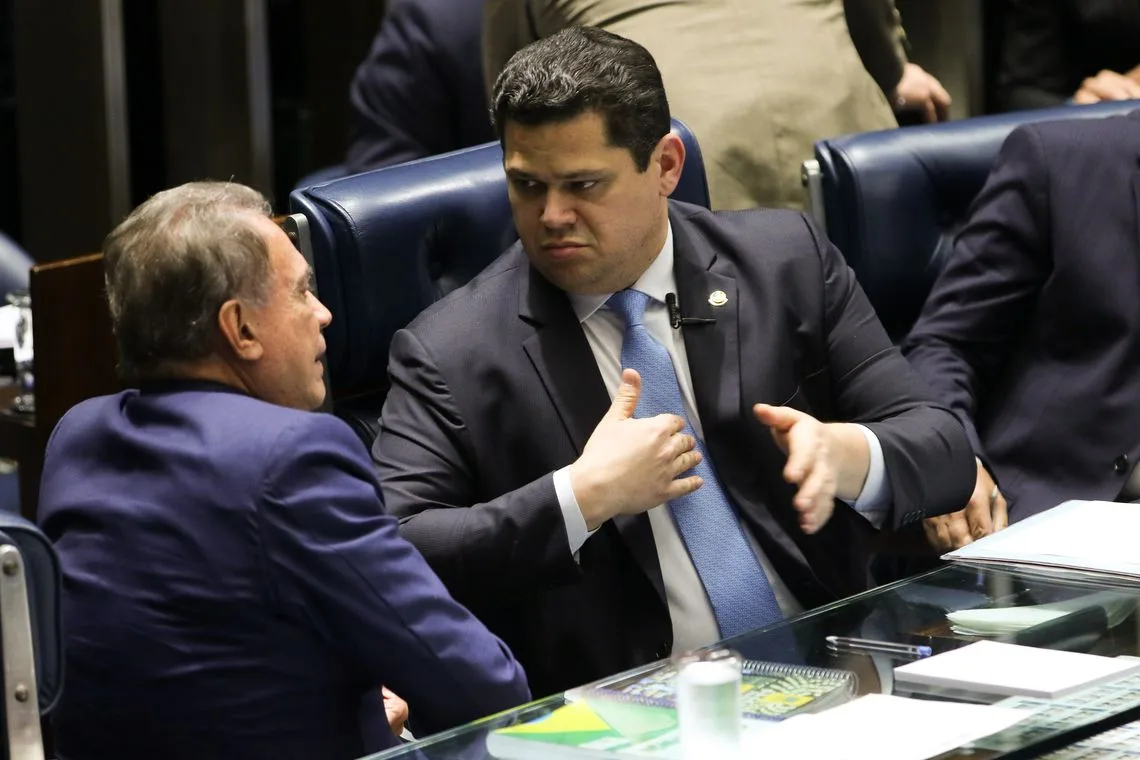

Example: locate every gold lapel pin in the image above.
[708,290,728,307]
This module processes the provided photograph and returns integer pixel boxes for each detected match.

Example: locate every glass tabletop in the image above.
[364,563,1140,759]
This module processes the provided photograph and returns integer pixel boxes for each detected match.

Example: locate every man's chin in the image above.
[533,262,611,296]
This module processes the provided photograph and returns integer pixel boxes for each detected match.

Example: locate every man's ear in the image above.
[656,132,686,197]
[217,299,264,361]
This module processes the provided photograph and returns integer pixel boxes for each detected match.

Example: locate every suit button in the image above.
[1115,454,1131,474]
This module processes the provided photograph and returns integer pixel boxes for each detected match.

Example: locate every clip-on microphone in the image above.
[665,292,717,329]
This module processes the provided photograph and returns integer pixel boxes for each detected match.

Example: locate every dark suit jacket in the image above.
[997,0,1140,112]
[902,111,1140,520]
[374,202,973,698]
[38,381,528,760]
[346,0,492,174]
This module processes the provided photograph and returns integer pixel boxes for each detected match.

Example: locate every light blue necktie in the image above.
[608,288,783,639]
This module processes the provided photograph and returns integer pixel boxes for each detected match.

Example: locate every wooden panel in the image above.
[158,0,274,195]
[22,253,120,519]
[299,0,387,170]
[12,0,131,261]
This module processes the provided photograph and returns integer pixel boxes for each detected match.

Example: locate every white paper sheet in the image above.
[945,501,1140,578]
[894,641,1140,700]
[741,694,1030,760]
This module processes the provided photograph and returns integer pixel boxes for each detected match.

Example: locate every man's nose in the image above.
[540,190,576,228]
[313,293,332,327]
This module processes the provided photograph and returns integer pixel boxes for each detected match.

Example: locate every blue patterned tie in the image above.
[607,289,784,639]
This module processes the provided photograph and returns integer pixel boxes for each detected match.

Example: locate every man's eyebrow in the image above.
[295,267,314,292]
[505,168,607,181]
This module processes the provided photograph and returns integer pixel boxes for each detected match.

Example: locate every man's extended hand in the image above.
[382,686,409,737]
[923,459,1008,552]
[893,62,952,123]
[570,369,703,530]
[752,404,871,534]
[1073,69,1140,103]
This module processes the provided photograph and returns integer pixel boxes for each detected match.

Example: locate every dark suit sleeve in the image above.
[373,327,584,601]
[257,413,530,736]
[996,0,1073,111]
[346,0,483,173]
[901,125,1050,462]
[843,0,908,97]
[804,215,975,523]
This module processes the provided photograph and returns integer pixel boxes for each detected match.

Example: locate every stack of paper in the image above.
[944,500,1140,580]
[947,591,1136,636]
[894,641,1140,700]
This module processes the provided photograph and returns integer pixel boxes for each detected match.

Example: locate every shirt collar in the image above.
[567,222,676,323]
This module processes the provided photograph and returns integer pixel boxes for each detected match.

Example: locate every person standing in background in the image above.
[997,0,1140,112]
[482,0,951,211]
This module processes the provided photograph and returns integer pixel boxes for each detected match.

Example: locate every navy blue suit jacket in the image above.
[903,110,1140,520]
[374,202,974,698]
[38,381,529,760]
[346,0,492,174]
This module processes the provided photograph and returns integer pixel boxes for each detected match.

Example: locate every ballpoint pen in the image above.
[825,635,933,658]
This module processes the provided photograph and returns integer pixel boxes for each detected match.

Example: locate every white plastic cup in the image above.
[674,649,743,760]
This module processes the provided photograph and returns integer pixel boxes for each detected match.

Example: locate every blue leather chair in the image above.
[0,513,61,760]
[804,100,1140,341]
[288,119,711,444]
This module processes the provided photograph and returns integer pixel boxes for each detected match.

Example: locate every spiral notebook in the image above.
[583,658,857,720]
[487,661,857,759]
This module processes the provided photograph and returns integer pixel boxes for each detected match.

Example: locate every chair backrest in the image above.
[0,513,61,760]
[805,100,1140,341]
[288,119,710,438]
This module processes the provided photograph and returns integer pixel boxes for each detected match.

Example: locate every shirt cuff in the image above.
[553,465,597,555]
[847,424,891,529]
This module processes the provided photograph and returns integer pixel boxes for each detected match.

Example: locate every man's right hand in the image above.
[922,458,1008,552]
[1073,69,1140,103]
[570,369,704,530]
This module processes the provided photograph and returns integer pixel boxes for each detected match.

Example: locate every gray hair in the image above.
[102,181,274,383]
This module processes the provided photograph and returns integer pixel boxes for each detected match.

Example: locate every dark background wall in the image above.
[2,0,386,262]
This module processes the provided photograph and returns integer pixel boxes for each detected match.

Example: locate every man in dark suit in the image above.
[37,182,529,760]
[997,0,1140,112]
[373,27,974,699]
[903,110,1140,538]
[346,0,492,174]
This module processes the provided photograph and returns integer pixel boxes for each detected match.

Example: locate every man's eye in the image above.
[511,179,543,194]
[569,180,599,192]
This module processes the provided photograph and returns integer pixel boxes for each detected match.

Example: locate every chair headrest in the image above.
[0,513,62,715]
[290,118,710,395]
[814,100,1140,339]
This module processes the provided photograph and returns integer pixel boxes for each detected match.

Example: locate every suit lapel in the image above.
[518,260,665,603]
[671,215,741,428]
[518,263,606,453]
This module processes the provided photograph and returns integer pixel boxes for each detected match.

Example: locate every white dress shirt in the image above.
[551,224,891,653]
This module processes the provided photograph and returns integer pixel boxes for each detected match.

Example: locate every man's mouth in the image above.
[542,241,587,257]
